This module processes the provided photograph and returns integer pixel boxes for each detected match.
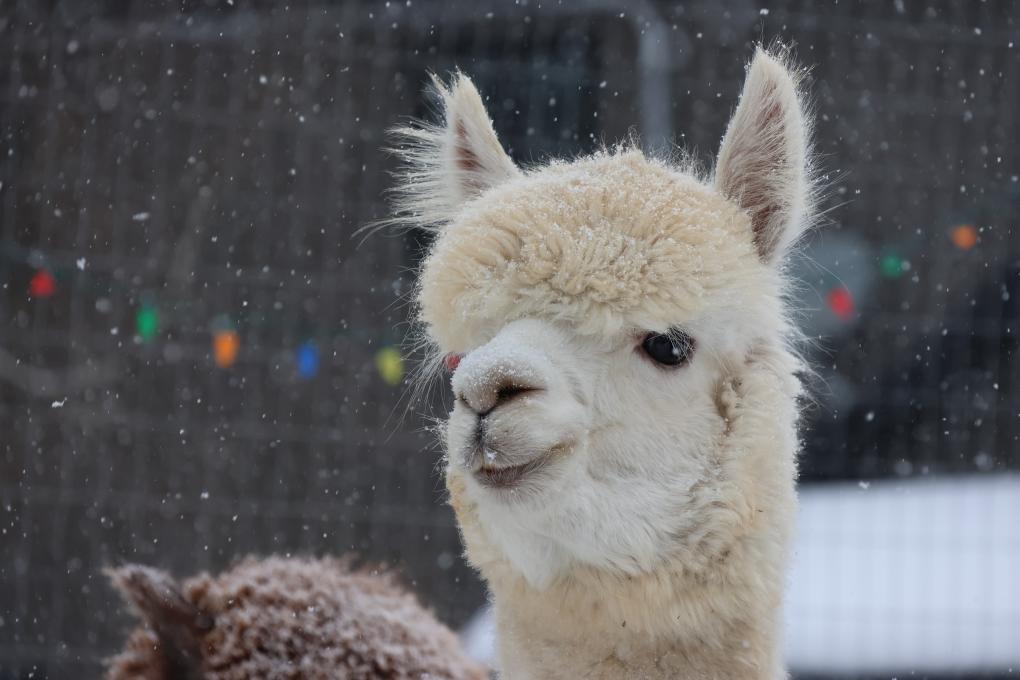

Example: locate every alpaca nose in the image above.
[452,350,547,418]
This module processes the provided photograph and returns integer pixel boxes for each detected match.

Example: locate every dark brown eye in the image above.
[641,330,695,367]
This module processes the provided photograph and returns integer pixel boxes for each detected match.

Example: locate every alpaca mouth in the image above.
[472,456,549,489]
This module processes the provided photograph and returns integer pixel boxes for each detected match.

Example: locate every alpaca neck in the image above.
[484,537,787,680]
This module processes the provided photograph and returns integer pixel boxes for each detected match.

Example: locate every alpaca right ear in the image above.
[715,48,810,263]
[392,73,519,228]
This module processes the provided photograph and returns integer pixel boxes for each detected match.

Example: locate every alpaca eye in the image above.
[641,331,695,367]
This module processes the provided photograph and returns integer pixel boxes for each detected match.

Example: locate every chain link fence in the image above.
[1,1,1017,677]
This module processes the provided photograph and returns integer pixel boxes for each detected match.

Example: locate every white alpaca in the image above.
[394,48,813,679]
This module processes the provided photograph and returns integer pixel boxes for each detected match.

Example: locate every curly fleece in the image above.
[106,556,487,680]
[417,149,766,352]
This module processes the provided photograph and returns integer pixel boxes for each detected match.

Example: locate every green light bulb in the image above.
[880,254,903,279]
[136,306,158,341]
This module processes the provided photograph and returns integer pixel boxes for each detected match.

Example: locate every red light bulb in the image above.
[826,286,854,321]
[29,269,56,298]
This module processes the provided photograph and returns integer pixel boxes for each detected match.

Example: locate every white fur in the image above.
[397,48,813,679]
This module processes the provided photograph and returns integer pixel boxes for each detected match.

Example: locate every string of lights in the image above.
[3,243,408,385]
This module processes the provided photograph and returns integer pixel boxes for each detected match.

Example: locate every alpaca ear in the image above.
[392,73,519,228]
[107,565,211,678]
[436,73,519,201]
[715,48,810,263]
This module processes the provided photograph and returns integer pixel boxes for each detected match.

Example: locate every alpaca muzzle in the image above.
[448,319,588,492]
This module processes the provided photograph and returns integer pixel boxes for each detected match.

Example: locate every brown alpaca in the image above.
[106,556,487,680]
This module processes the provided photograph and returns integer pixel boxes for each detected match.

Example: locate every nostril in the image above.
[455,393,476,413]
[495,383,537,405]
[483,382,541,417]
[456,382,542,418]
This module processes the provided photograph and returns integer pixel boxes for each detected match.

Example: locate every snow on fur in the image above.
[105,556,487,680]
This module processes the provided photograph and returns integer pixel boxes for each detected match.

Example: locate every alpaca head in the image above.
[397,49,811,589]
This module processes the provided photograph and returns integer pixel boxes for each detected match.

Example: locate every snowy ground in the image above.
[460,474,1020,675]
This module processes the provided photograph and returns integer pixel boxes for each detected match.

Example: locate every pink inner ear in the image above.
[453,120,494,197]
[748,81,786,258]
[719,78,789,261]
[454,120,481,173]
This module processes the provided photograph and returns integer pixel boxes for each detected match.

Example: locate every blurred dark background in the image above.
[1,0,1018,677]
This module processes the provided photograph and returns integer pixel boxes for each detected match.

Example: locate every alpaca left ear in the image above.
[715,48,810,263]
[392,73,519,228]
[107,564,211,678]
[434,73,519,205]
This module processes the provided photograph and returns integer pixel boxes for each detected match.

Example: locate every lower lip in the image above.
[473,459,545,489]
